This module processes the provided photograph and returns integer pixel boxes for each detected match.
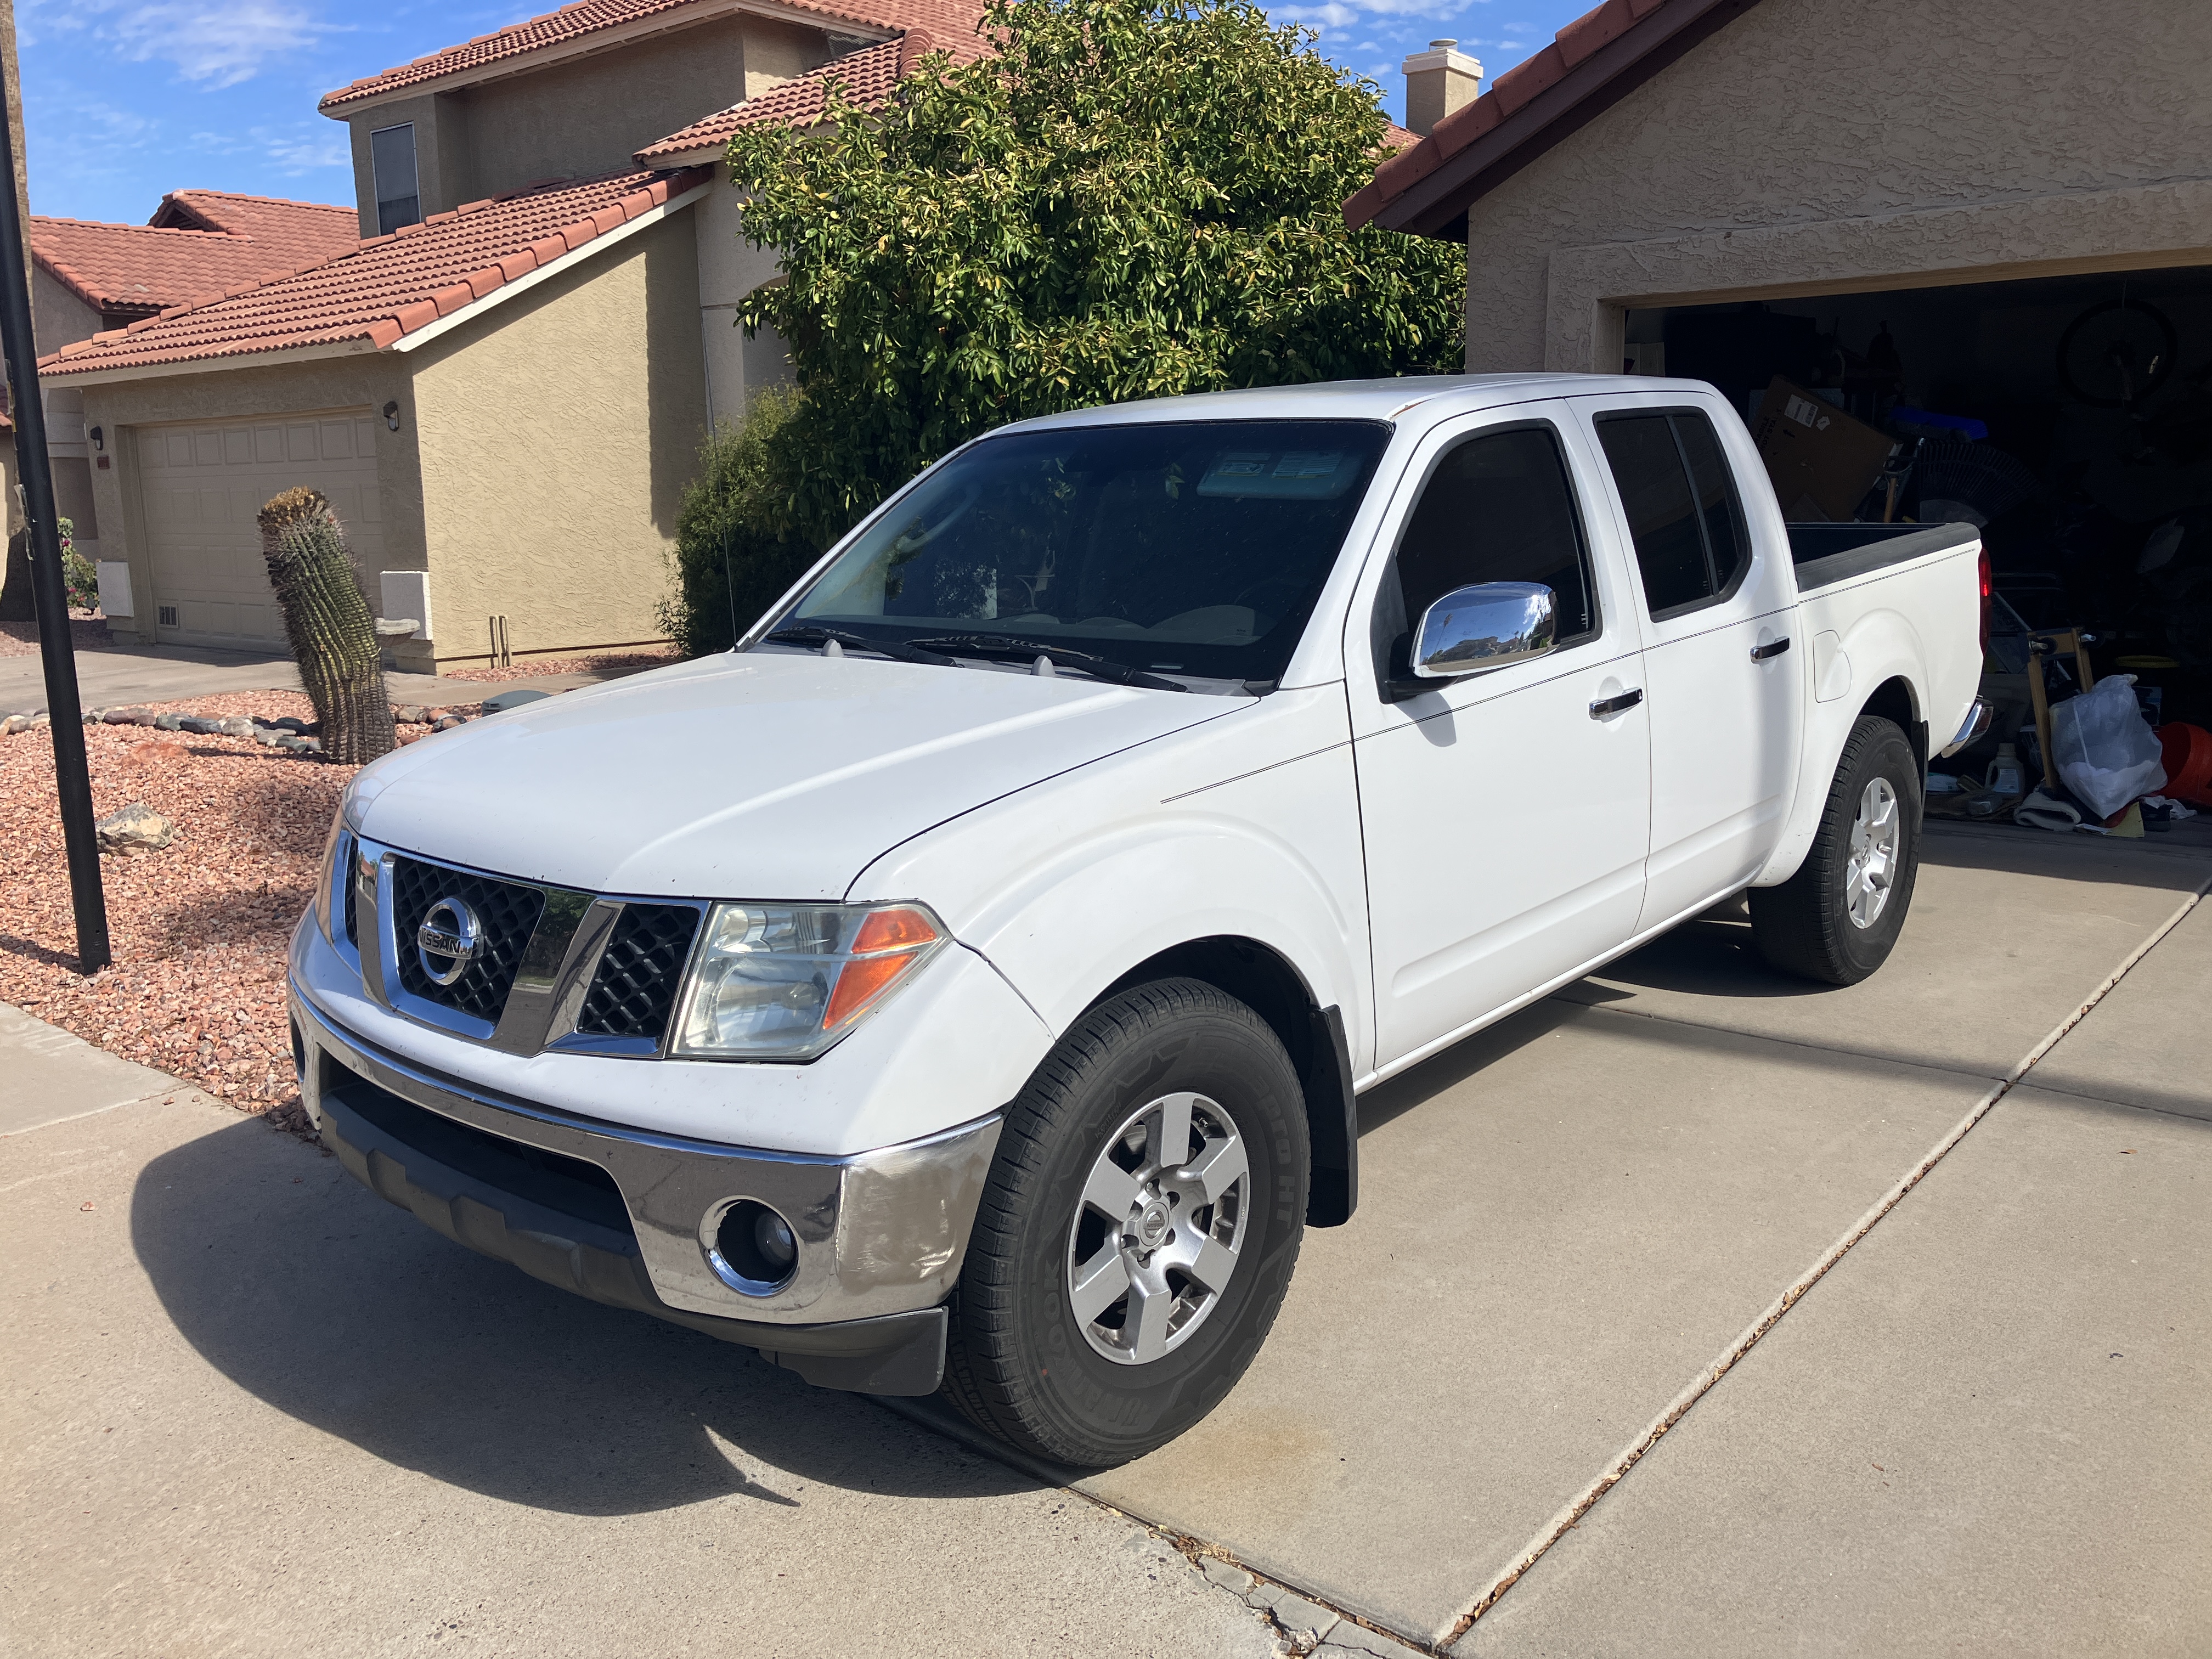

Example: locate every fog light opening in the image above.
[290,1019,308,1087]
[709,1199,798,1294]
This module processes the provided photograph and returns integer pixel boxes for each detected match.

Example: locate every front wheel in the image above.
[1751,714,1922,985]
[941,978,1308,1466]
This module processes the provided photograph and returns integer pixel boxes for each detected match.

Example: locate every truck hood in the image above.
[352,651,1239,900]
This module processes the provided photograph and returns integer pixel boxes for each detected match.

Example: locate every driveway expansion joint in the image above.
[1438,877,2211,1649]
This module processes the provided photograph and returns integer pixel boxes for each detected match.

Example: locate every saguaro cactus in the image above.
[256,487,396,765]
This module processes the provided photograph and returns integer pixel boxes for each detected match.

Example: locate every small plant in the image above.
[659,386,819,657]
[58,518,99,611]
[256,488,396,764]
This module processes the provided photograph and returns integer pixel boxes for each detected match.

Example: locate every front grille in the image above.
[388,855,546,1024]
[575,903,701,1042]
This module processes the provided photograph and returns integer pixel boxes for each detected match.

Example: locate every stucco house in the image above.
[39,0,986,672]
[20,191,358,578]
[1347,0,2212,701]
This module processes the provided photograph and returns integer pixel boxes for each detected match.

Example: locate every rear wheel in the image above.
[1751,715,1922,985]
[941,978,1307,1466]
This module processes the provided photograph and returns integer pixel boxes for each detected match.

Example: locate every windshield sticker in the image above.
[1198,450,1358,499]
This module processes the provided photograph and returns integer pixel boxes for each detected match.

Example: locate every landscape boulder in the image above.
[95,802,176,854]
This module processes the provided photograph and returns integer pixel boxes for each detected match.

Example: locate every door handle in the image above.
[1751,637,1791,662]
[1589,688,1644,718]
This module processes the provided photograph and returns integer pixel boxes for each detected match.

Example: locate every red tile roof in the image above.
[636,21,1412,163]
[319,0,990,110]
[635,29,975,160]
[148,190,359,267]
[30,219,317,320]
[34,191,359,324]
[38,168,711,380]
[1344,0,1760,236]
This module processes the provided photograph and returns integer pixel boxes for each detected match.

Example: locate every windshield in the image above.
[772,419,1392,686]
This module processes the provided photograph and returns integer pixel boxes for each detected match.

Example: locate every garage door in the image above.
[137,412,385,650]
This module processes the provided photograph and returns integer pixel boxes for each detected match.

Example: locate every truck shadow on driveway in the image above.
[129,1120,1043,1517]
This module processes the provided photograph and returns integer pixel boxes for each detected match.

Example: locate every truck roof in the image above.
[994,373,1718,436]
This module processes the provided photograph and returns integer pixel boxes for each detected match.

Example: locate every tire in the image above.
[1751,714,1922,986]
[941,978,1308,1466]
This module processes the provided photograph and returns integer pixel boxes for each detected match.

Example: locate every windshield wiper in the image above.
[762,625,953,666]
[906,636,1188,692]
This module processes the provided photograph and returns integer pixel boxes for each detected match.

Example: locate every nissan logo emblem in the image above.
[415,896,483,986]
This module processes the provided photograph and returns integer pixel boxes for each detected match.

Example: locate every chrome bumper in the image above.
[1938,695,1996,759]
[290,985,1000,1357]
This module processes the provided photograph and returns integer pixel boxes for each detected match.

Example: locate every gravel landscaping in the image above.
[0,690,483,1129]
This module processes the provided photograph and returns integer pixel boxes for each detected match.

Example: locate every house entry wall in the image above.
[136,411,385,650]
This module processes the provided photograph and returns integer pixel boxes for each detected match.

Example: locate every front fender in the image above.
[849,689,1372,1070]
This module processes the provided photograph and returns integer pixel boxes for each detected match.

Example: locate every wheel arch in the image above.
[1858,674,1929,778]
[1090,936,1358,1229]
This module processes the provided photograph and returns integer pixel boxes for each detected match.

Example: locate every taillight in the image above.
[1977,548,1993,656]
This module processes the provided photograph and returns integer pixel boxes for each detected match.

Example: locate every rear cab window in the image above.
[1593,409,1752,620]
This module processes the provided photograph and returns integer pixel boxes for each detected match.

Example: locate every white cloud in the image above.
[1277,2,1360,28]
[68,0,341,89]
[193,123,352,174]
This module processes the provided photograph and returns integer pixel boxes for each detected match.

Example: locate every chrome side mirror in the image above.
[1411,582,1557,680]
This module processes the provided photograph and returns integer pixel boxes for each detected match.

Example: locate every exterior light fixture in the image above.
[382,401,401,432]
[88,425,103,452]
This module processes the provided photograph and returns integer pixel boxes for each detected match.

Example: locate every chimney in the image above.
[1402,40,1482,138]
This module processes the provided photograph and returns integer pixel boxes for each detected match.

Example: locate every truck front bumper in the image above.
[289,986,1001,1396]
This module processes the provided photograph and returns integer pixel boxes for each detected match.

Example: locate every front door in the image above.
[1352,406,1652,1074]
[1576,396,1804,931]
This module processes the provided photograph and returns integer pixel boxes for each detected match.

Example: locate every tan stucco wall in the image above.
[31,264,103,358]
[1461,0,2212,373]
[407,208,707,666]
[693,160,794,430]
[345,92,470,237]
[73,356,419,645]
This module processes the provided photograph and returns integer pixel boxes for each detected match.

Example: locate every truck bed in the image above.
[1788,522,1980,594]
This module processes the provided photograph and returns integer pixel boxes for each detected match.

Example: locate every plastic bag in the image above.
[2051,674,2166,819]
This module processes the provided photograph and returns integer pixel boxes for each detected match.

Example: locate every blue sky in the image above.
[15,0,1592,224]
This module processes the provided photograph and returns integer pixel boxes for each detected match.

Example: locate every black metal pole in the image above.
[0,82,109,974]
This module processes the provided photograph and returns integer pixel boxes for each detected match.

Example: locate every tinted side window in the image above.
[1380,425,1599,673]
[1595,410,1751,618]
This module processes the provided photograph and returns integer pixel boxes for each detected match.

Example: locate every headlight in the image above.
[314,805,348,946]
[315,778,371,947]
[670,901,947,1061]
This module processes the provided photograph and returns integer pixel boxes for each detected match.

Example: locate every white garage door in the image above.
[137,412,385,650]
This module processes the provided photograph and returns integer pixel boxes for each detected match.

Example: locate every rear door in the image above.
[1349,403,1652,1073]
[1573,393,1803,932]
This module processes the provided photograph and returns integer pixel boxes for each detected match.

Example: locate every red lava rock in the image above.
[0,687,351,1121]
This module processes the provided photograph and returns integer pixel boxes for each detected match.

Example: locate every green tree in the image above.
[726,0,1465,553]
[659,388,815,656]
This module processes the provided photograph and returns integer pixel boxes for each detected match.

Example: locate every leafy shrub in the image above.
[58,518,99,611]
[726,0,1466,553]
[658,387,817,657]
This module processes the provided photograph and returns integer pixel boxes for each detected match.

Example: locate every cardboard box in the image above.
[1749,377,1898,522]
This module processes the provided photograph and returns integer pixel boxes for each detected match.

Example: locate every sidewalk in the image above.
[0,640,647,717]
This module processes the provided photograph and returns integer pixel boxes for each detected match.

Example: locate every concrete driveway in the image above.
[4,823,2207,1656]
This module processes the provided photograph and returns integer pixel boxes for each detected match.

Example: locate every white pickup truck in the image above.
[291,374,1990,1465]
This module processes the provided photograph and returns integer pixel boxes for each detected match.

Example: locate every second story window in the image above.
[371,124,421,235]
